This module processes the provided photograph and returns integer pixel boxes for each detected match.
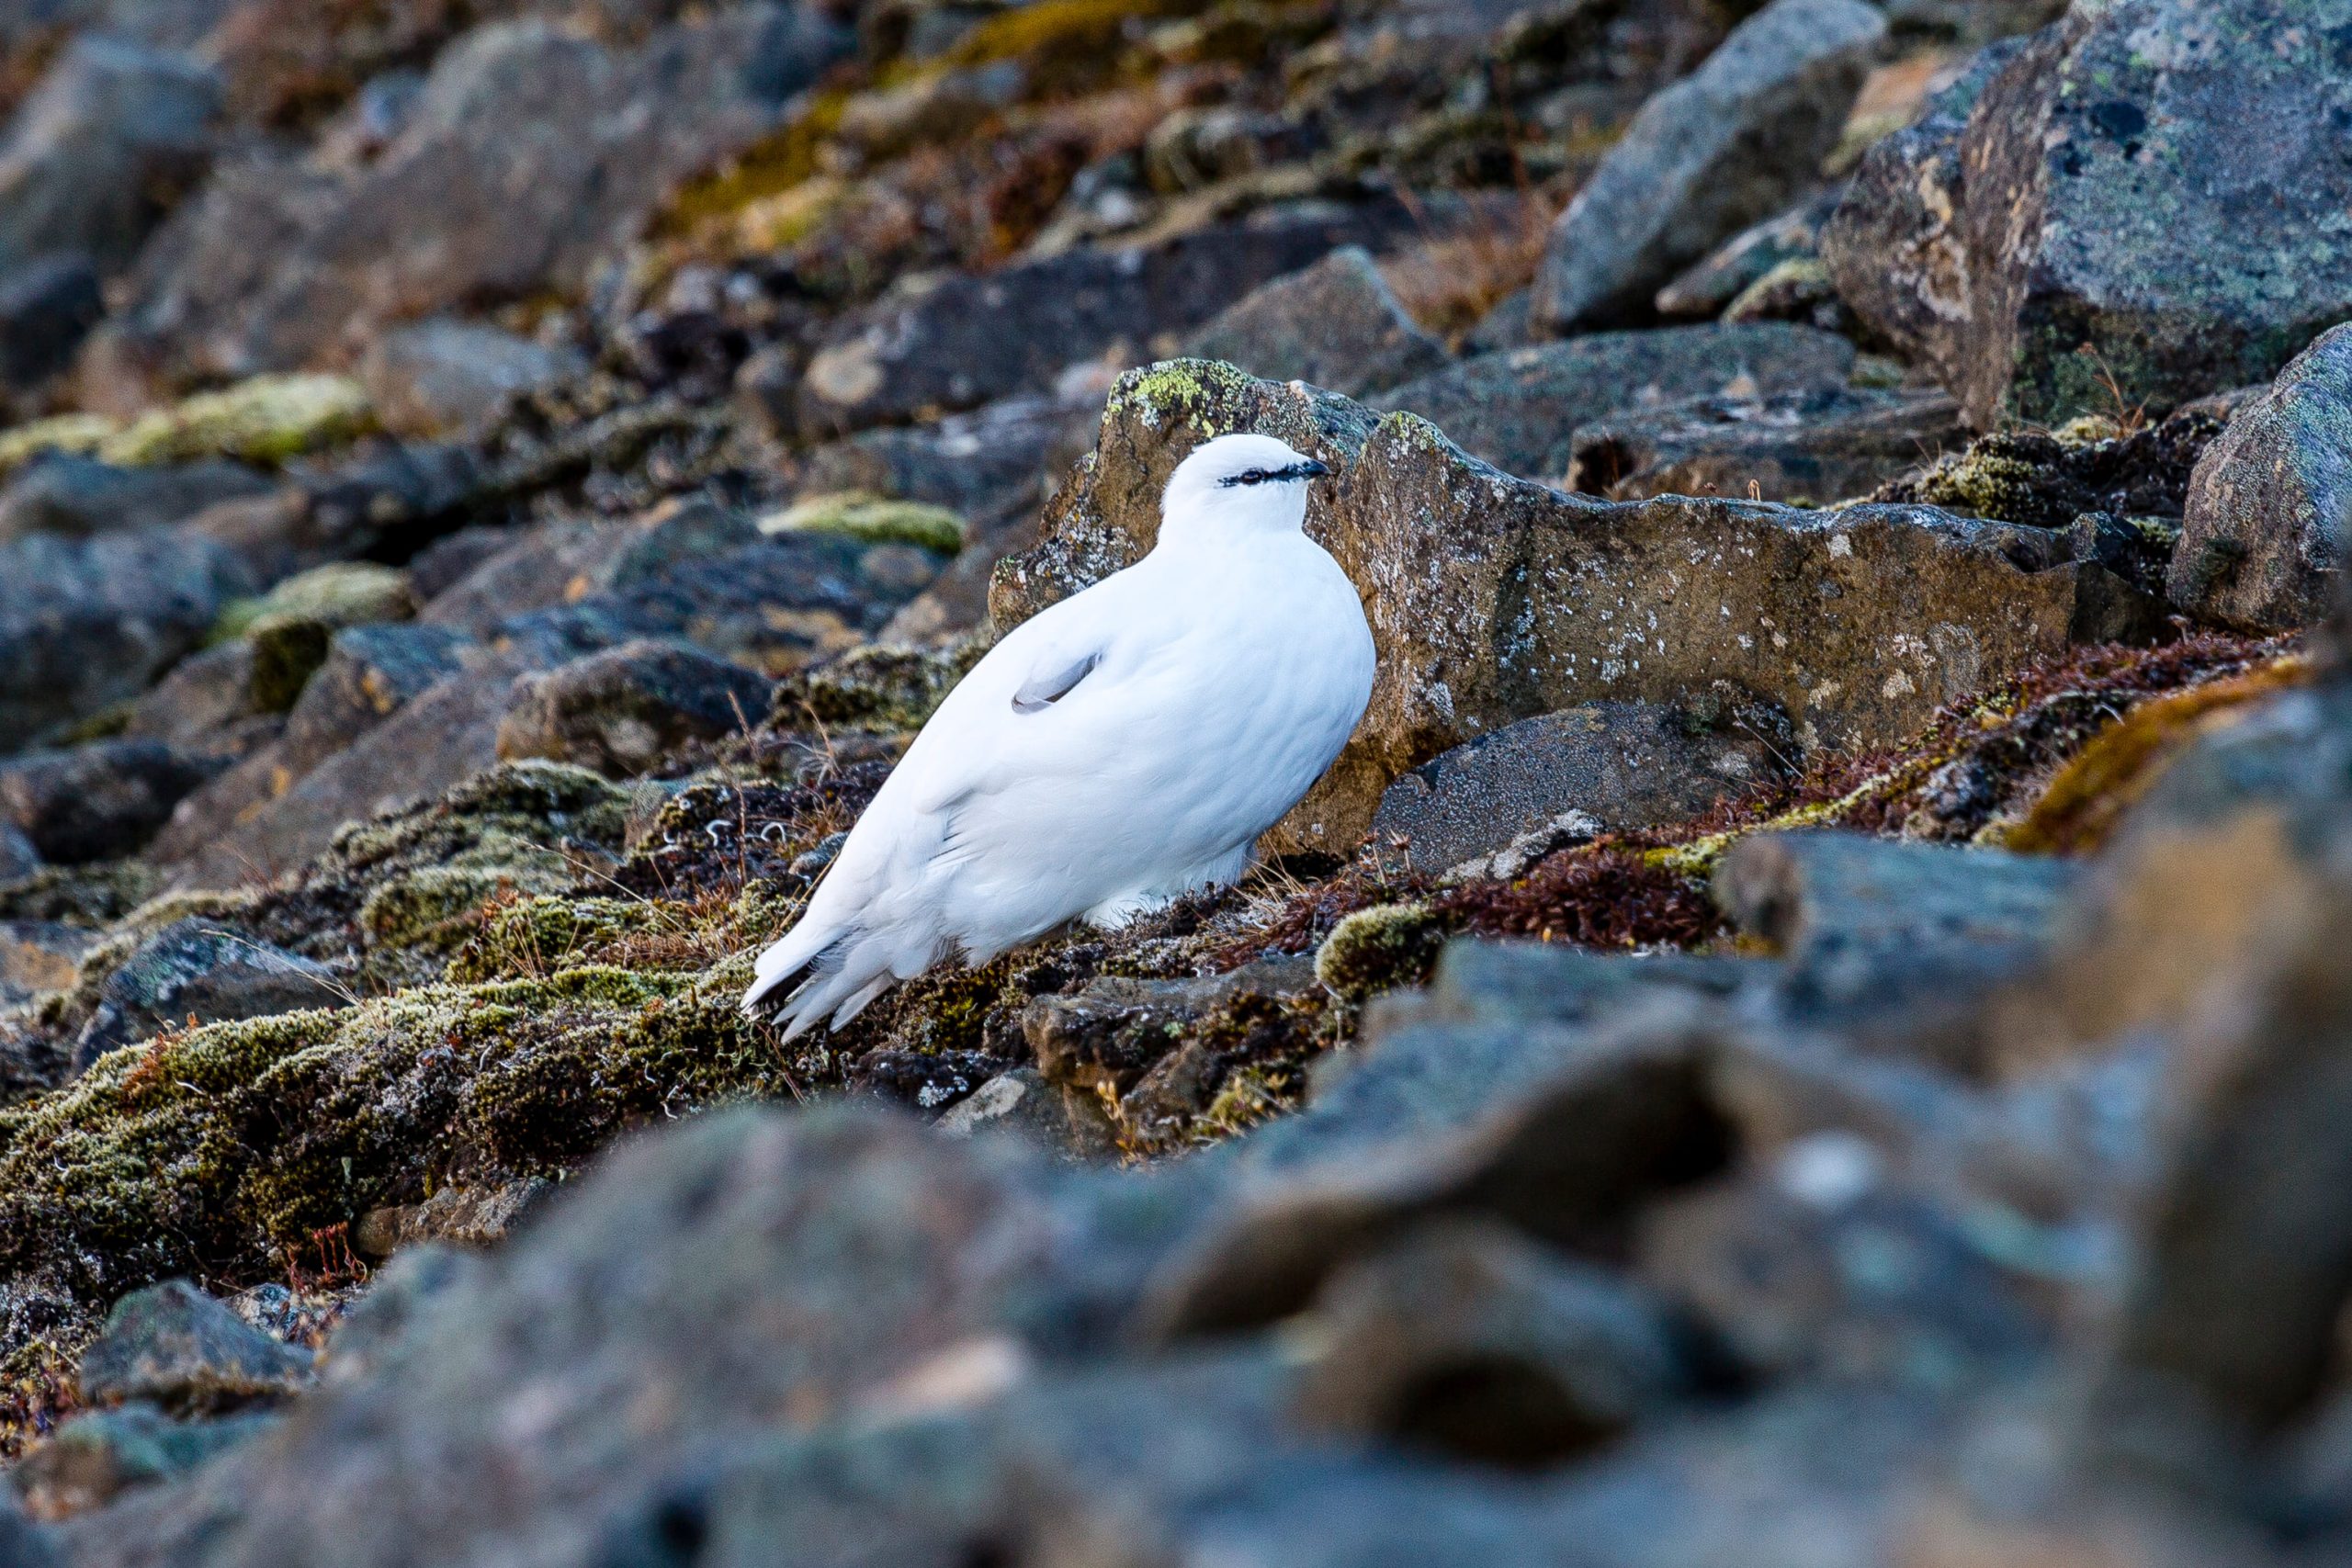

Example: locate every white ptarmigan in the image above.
[742,432,1374,1039]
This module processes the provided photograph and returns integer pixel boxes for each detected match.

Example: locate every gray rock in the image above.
[934,1066,1120,1161]
[0,35,220,276]
[0,1497,58,1567]
[1655,186,1845,321]
[0,820,37,882]
[0,526,257,749]
[2168,322,2352,633]
[79,1280,315,1414]
[495,639,774,776]
[1530,0,1885,333]
[1183,245,1450,399]
[121,642,262,749]
[1566,388,1969,505]
[0,739,228,863]
[91,6,851,396]
[1295,1220,1686,1464]
[0,919,87,1001]
[1830,3,2352,427]
[1374,322,1856,481]
[9,1402,280,1520]
[0,251,101,392]
[72,917,347,1067]
[1714,829,2082,1072]
[797,201,1422,436]
[1817,38,2026,397]
[0,454,274,542]
[997,361,2143,853]
[1372,702,1788,877]
[359,317,585,439]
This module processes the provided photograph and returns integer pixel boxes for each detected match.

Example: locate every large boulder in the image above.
[1827,1,2352,428]
[0,526,256,750]
[991,361,2155,852]
[85,6,850,399]
[1530,0,1885,333]
[1374,322,1856,481]
[2168,322,2352,633]
[0,36,221,276]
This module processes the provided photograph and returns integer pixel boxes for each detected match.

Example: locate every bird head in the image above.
[1160,433,1331,536]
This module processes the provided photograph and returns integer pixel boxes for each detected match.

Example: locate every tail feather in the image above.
[742,911,913,1043]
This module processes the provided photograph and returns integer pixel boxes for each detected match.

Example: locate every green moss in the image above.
[0,412,113,476]
[212,561,415,646]
[772,635,992,731]
[1106,358,1261,433]
[763,491,967,555]
[1313,902,1446,1001]
[96,375,373,468]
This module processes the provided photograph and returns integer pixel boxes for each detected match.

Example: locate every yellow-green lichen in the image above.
[1314,901,1446,1002]
[762,491,967,555]
[96,374,373,468]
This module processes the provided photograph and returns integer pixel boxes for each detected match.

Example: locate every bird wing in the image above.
[1010,650,1101,713]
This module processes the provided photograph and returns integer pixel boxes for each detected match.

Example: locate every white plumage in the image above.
[742,432,1375,1039]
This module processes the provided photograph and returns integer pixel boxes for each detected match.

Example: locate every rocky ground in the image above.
[1,0,2349,1560]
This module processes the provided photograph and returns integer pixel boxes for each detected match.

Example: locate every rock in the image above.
[933,1066,1120,1161]
[761,492,966,556]
[796,201,1421,436]
[0,1498,58,1565]
[1374,322,1856,480]
[72,918,348,1067]
[0,919,87,999]
[1720,255,1849,333]
[1656,186,1845,320]
[1183,245,1450,399]
[0,252,102,393]
[121,643,263,750]
[10,1403,279,1521]
[0,36,220,276]
[1371,703,1788,877]
[0,739,229,863]
[78,1280,315,1415]
[1830,4,2352,427]
[1866,398,2242,529]
[796,380,1107,525]
[353,1179,552,1259]
[2168,323,2352,633]
[996,361,2148,852]
[1714,829,2081,1072]
[0,453,274,542]
[0,822,37,881]
[1817,39,2024,398]
[1295,1220,1686,1464]
[359,318,585,439]
[1566,388,1969,505]
[1530,0,1885,333]
[92,7,852,395]
[495,639,774,776]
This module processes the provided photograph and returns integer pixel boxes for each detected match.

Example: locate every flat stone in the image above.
[1375,322,1856,481]
[1371,702,1788,877]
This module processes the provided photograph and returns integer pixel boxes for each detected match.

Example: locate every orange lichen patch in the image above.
[1996,653,2316,856]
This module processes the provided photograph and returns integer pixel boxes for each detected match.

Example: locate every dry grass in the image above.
[1380,185,1568,343]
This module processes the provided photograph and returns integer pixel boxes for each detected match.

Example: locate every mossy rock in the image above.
[762,491,967,555]
[1314,902,1447,1002]
[771,636,991,732]
[212,562,416,646]
[96,375,373,468]
[0,413,114,477]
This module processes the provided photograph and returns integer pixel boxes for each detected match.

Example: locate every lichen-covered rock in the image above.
[1566,388,1967,505]
[1183,245,1450,399]
[1831,2,2352,427]
[1656,186,1845,321]
[1313,903,1445,1003]
[997,360,2155,852]
[1531,0,1885,332]
[1375,322,1855,481]
[95,374,371,468]
[495,639,775,777]
[760,491,967,555]
[1865,396,2244,529]
[71,918,347,1069]
[77,1280,314,1415]
[2169,323,2352,634]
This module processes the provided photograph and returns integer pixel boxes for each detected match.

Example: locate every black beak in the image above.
[1292,459,1331,479]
